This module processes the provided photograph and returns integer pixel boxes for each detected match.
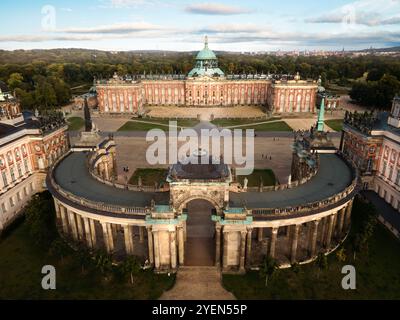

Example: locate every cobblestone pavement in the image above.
[147,106,266,120]
[284,118,335,132]
[159,266,236,300]
[92,115,132,132]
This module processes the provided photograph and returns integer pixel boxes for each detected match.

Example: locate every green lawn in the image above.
[222,198,400,299]
[211,119,292,132]
[118,119,199,131]
[241,121,292,132]
[67,117,85,131]
[237,169,276,187]
[325,119,344,132]
[129,168,169,186]
[211,117,281,127]
[0,220,175,299]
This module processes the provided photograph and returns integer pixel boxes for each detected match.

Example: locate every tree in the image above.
[25,192,57,247]
[315,253,328,279]
[49,238,69,264]
[7,72,24,90]
[259,255,278,287]
[33,76,57,109]
[94,250,113,276]
[120,256,141,285]
[336,247,347,263]
[14,88,35,109]
[76,247,92,274]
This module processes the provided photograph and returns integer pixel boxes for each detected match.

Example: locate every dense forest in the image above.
[0,49,399,110]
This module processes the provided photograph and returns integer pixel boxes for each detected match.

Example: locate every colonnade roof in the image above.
[53,152,353,212]
[54,152,169,207]
[230,154,353,209]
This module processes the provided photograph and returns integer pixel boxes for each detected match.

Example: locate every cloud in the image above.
[185,2,252,15]
[60,8,73,12]
[57,22,163,34]
[1,21,400,50]
[101,0,159,8]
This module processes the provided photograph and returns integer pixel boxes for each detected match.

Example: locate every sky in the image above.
[0,0,400,52]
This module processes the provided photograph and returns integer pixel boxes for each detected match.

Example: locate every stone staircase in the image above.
[159,266,236,300]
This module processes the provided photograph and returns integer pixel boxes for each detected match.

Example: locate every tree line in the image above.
[0,49,399,110]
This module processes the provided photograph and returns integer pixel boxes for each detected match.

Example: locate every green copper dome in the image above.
[196,36,217,60]
[188,36,224,78]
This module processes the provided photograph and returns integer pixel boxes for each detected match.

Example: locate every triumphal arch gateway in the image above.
[47,106,358,273]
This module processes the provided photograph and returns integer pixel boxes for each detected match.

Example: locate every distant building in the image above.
[0,81,21,121]
[96,37,318,115]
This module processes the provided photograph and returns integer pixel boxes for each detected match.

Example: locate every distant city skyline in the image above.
[1,0,400,52]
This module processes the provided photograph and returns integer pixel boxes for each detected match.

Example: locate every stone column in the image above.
[222,230,228,269]
[89,219,97,248]
[325,215,335,248]
[83,217,93,248]
[139,226,145,243]
[320,217,327,243]
[178,226,184,265]
[54,200,61,222]
[183,222,187,241]
[257,228,263,242]
[309,220,319,257]
[104,161,110,180]
[107,223,115,252]
[146,226,154,265]
[246,228,252,268]
[215,225,221,267]
[269,227,278,259]
[239,231,246,272]
[60,206,69,235]
[285,226,290,237]
[344,200,353,230]
[67,210,79,241]
[111,223,118,241]
[153,230,160,269]
[170,231,177,269]
[338,208,346,236]
[101,222,114,253]
[123,225,134,255]
[76,214,84,241]
[290,224,300,264]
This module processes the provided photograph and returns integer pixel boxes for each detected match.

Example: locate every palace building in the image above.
[340,97,400,237]
[95,37,318,115]
[0,86,69,233]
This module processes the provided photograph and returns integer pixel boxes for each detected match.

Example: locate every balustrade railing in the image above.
[48,151,149,216]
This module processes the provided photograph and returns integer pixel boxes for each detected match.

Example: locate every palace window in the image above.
[389,166,394,181]
[366,158,373,172]
[395,170,400,186]
[382,161,387,176]
[9,197,14,207]
[10,167,15,182]
[1,203,6,213]
[17,162,22,178]
[1,170,7,187]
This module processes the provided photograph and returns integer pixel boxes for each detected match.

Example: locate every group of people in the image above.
[122,166,130,173]
[261,154,272,160]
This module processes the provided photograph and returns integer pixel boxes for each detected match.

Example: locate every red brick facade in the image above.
[96,77,318,114]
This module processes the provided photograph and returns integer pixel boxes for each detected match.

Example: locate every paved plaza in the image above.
[159,266,236,300]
